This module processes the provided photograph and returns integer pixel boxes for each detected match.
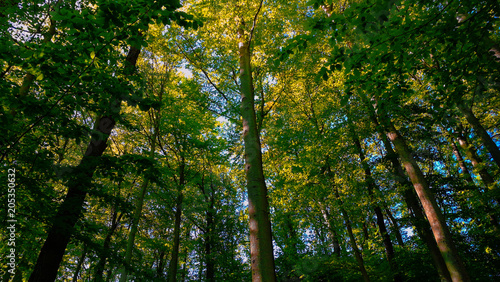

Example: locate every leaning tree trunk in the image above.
[334,187,370,282]
[237,22,276,282]
[28,45,140,282]
[95,204,123,281]
[457,104,500,169]
[364,96,453,281]
[382,116,470,282]
[350,127,401,281]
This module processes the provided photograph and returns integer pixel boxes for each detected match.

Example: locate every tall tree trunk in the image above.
[198,176,215,282]
[457,104,500,169]
[383,118,470,282]
[350,128,401,281]
[157,249,167,279]
[454,130,500,231]
[28,45,140,282]
[237,21,276,282]
[72,244,88,282]
[334,187,371,282]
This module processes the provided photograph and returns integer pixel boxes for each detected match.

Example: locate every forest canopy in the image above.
[1,0,500,281]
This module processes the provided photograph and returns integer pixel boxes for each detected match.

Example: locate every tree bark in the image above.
[384,207,404,247]
[28,45,140,282]
[237,22,276,282]
[449,137,474,184]
[457,104,500,169]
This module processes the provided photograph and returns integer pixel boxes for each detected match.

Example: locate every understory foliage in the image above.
[1,0,499,281]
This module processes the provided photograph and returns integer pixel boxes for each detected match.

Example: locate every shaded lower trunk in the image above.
[384,207,404,247]
[167,192,183,282]
[350,129,401,281]
[320,207,342,256]
[95,208,122,281]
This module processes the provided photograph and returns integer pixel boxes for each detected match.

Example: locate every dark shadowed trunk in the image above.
[28,45,140,282]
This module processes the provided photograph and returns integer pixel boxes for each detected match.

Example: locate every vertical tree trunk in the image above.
[384,119,470,282]
[28,45,140,282]
[157,249,167,279]
[457,104,500,169]
[334,187,371,282]
[167,157,185,282]
[237,22,276,282]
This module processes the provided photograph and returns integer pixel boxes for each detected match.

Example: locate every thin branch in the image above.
[248,0,264,45]
[173,39,231,102]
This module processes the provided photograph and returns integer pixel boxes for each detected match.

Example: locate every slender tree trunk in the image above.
[449,138,474,184]
[454,131,500,231]
[456,131,496,188]
[95,208,123,281]
[384,207,404,247]
[28,45,140,282]
[72,244,88,282]
[350,129,401,281]
[167,159,185,282]
[237,22,276,282]
[320,207,342,256]
[383,118,470,282]
[457,104,500,169]
[157,249,166,279]
[205,193,215,282]
[334,187,370,282]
